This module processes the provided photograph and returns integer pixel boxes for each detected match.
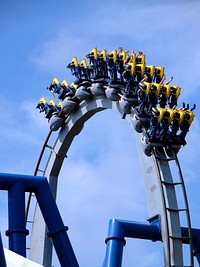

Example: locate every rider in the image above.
[46,77,61,97]
[158,76,173,108]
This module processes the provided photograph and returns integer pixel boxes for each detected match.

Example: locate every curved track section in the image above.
[28,96,193,266]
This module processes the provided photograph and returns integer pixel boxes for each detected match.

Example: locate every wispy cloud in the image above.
[29,0,200,97]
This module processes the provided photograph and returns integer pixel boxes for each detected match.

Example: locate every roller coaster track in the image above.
[152,148,193,266]
[26,92,194,266]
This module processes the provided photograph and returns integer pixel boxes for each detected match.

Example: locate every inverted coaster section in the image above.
[31,48,195,266]
[29,93,193,266]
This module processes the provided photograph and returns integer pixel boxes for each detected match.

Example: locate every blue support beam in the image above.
[181,227,200,264]
[6,181,29,257]
[103,218,200,267]
[0,172,79,267]
[34,178,79,267]
[103,218,160,267]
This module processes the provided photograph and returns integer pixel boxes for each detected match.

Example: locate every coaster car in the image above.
[119,95,138,116]
[147,107,172,141]
[36,97,63,130]
[61,97,77,114]
[49,114,64,131]
[139,107,195,157]
[131,106,151,133]
[105,86,121,101]
[58,80,76,100]
[45,99,58,119]
[74,81,92,101]
[90,82,106,96]
[141,133,181,157]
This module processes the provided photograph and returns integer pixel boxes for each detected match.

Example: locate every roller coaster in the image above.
[0,47,199,267]
[36,48,195,157]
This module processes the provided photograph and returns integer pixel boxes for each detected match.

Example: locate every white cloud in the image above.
[0,99,47,147]
[20,99,48,129]
[29,0,200,98]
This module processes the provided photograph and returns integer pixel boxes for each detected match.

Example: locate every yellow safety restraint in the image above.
[39,97,46,104]
[136,54,146,65]
[136,62,145,75]
[61,79,68,87]
[109,50,117,61]
[52,77,59,85]
[159,84,171,97]
[145,65,155,77]
[70,57,78,66]
[80,59,87,68]
[90,48,98,59]
[178,110,195,125]
[156,107,171,122]
[99,49,107,60]
[126,61,136,75]
[149,83,161,97]
[140,81,151,95]
[169,85,181,99]
[49,99,56,107]
[57,101,63,109]
[155,66,165,78]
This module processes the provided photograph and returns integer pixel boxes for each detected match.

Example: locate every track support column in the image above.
[103,218,161,267]
[6,181,29,257]
[35,178,79,267]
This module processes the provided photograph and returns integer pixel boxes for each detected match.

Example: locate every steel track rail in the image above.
[152,147,193,266]
[27,93,193,266]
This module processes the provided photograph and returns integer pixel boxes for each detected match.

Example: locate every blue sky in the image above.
[1,0,200,266]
